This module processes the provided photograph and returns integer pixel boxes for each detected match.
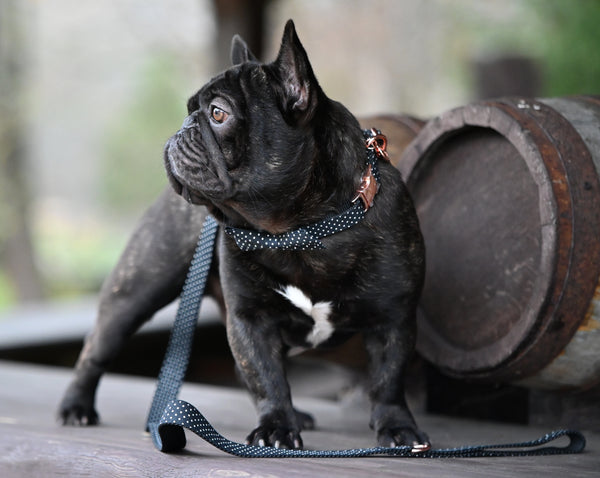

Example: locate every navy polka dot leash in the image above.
[146,214,219,443]
[145,131,586,458]
[224,129,385,251]
[154,400,585,458]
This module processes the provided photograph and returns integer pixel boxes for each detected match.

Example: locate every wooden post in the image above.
[212,0,270,70]
[472,55,542,99]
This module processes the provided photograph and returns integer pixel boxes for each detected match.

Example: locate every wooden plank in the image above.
[0,361,598,477]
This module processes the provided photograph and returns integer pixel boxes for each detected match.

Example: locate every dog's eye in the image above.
[210,105,229,124]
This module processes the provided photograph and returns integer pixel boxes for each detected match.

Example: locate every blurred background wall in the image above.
[0,0,598,308]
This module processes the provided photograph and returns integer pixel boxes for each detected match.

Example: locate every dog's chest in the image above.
[276,285,335,347]
[238,248,366,348]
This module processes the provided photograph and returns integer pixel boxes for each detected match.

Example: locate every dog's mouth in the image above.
[164,133,234,205]
[167,174,206,206]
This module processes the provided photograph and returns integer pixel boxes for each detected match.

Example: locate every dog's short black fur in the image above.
[59,20,429,450]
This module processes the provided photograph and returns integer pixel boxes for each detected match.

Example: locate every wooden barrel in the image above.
[359,114,425,167]
[399,96,600,389]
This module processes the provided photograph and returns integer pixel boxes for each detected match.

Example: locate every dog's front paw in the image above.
[245,426,303,449]
[371,403,431,451]
[58,388,99,426]
[376,426,431,451]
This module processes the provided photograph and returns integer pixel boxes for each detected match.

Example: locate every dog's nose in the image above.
[181,113,198,130]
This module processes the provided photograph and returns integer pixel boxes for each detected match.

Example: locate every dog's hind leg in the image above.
[58,188,218,425]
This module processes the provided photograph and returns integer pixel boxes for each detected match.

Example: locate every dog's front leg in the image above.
[226,313,303,449]
[364,318,430,449]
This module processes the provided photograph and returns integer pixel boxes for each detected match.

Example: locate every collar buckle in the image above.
[365,128,390,162]
[352,164,379,211]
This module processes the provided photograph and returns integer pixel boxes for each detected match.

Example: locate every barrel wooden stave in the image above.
[518,96,600,389]
[522,285,600,389]
[400,96,600,388]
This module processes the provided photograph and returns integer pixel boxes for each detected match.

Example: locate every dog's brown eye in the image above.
[211,105,229,124]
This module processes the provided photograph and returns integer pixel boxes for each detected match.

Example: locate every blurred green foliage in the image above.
[32,54,191,303]
[2,1,599,310]
[100,54,189,213]
[533,0,600,96]
[1,54,194,309]
[35,221,127,300]
[0,272,16,306]
[457,0,600,96]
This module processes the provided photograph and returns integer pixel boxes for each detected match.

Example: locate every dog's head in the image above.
[165,20,358,233]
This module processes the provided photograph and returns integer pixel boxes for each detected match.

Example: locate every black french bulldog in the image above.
[59,20,429,451]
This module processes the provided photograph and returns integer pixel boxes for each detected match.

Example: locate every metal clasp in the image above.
[365,128,390,162]
[410,443,432,454]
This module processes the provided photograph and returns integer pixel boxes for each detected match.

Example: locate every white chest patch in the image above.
[277,285,334,347]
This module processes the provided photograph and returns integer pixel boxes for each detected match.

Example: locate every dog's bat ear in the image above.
[231,35,257,65]
[272,19,321,125]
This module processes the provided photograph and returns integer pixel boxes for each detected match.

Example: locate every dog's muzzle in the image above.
[164,124,233,205]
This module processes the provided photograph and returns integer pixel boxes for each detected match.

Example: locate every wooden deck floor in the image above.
[0,360,598,477]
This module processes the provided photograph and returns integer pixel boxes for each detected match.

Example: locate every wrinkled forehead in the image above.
[187,63,272,113]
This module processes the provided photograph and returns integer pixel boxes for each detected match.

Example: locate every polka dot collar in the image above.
[225,129,388,251]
